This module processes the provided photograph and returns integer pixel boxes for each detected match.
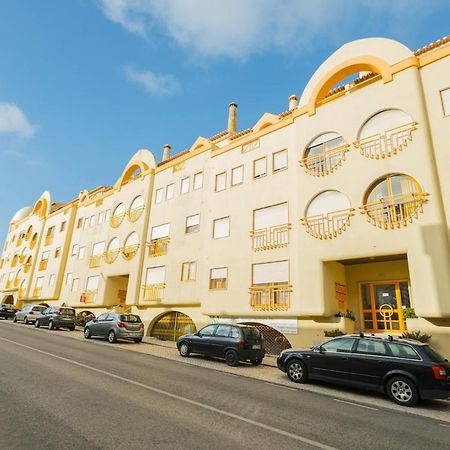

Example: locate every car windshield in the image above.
[421,345,447,363]
[242,328,261,339]
[120,314,141,323]
[60,308,75,316]
[32,306,46,312]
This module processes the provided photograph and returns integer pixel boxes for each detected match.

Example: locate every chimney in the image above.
[289,94,299,111]
[162,144,171,161]
[227,102,238,134]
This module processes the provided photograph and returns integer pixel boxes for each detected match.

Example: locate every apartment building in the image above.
[1,35,450,353]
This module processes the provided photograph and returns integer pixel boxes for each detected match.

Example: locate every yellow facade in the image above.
[2,35,450,352]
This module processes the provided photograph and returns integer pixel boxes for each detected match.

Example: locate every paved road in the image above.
[0,323,449,450]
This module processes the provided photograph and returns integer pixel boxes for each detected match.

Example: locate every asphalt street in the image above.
[0,322,449,450]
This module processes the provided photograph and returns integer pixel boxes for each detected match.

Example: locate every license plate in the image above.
[252,344,261,349]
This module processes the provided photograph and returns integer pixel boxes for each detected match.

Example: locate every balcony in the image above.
[19,254,26,264]
[30,235,37,250]
[89,254,102,268]
[122,244,139,261]
[148,237,170,257]
[18,288,24,299]
[249,284,292,312]
[6,280,11,289]
[360,192,429,229]
[353,122,417,159]
[84,289,98,303]
[11,255,18,267]
[45,234,54,246]
[301,208,355,240]
[110,213,125,228]
[13,277,20,288]
[142,283,165,301]
[128,206,144,223]
[17,236,23,247]
[24,261,32,273]
[299,144,349,177]
[104,249,120,264]
[250,224,291,251]
[32,287,41,298]
[38,260,48,271]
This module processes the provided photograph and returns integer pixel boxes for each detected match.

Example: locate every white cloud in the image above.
[125,66,180,95]
[0,102,37,138]
[97,0,444,60]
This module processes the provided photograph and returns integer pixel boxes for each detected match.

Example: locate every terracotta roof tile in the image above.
[414,35,450,56]
[158,149,190,166]
[209,130,229,141]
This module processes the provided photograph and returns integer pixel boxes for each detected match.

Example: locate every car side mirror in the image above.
[319,346,326,354]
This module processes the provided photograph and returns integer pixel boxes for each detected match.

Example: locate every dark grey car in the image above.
[35,307,76,330]
[84,313,144,343]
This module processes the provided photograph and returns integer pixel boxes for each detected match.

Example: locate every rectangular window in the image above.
[166,183,174,200]
[49,274,56,286]
[215,172,227,192]
[71,278,79,292]
[209,267,228,290]
[71,244,78,256]
[181,177,190,194]
[145,266,165,284]
[273,149,288,172]
[151,223,170,239]
[78,246,86,260]
[47,226,55,237]
[83,218,89,230]
[97,211,104,225]
[41,251,50,260]
[86,275,99,290]
[66,273,73,286]
[55,247,61,258]
[185,214,200,234]
[213,217,230,239]
[92,241,105,256]
[181,261,196,281]
[36,276,44,288]
[77,218,83,229]
[254,157,267,179]
[104,209,111,222]
[252,260,289,285]
[60,221,66,232]
[441,87,450,116]
[193,172,203,190]
[89,215,96,227]
[155,188,163,204]
[231,165,244,186]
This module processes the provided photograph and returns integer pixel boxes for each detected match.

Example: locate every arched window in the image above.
[128,195,145,222]
[300,132,348,176]
[110,203,126,228]
[355,109,417,159]
[301,191,354,239]
[362,174,428,229]
[104,237,121,264]
[122,232,139,260]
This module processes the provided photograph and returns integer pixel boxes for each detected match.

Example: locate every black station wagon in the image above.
[277,334,450,406]
[177,324,265,367]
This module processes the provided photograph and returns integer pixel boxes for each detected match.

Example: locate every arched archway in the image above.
[2,295,14,305]
[240,322,292,355]
[149,311,197,341]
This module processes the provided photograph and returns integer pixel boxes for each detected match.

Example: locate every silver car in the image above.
[84,312,144,343]
[14,304,47,324]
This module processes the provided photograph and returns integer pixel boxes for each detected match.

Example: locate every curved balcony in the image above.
[128,206,144,223]
[38,260,48,271]
[360,192,429,229]
[299,144,349,177]
[24,261,32,273]
[16,236,23,247]
[250,224,291,251]
[103,249,120,264]
[11,255,18,268]
[148,237,170,257]
[142,283,165,302]
[44,234,54,246]
[122,244,139,261]
[30,234,38,250]
[249,284,292,312]
[109,213,125,228]
[89,254,102,268]
[18,288,24,299]
[13,277,20,288]
[301,208,355,240]
[354,122,417,159]
[6,280,11,289]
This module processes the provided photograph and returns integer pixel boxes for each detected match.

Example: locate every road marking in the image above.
[333,399,378,411]
[0,336,336,450]
[265,382,297,391]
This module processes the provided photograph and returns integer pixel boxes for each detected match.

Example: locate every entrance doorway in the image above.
[360,281,410,333]
[150,311,196,341]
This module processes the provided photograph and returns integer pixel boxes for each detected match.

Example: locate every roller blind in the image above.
[166,184,174,200]
[186,214,200,227]
[193,172,203,190]
[359,110,411,139]
[306,191,351,217]
[181,177,190,194]
[213,217,230,239]
[273,150,287,171]
[86,275,99,290]
[146,266,165,283]
[216,173,226,191]
[125,232,139,247]
[151,223,170,239]
[211,267,227,279]
[254,158,266,177]
[442,88,450,115]
[92,241,105,255]
[254,203,288,229]
[231,166,243,185]
[253,261,288,284]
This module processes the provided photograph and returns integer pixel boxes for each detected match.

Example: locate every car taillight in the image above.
[117,322,126,328]
[55,310,61,315]
[432,365,447,380]
[239,339,245,349]
[139,323,144,330]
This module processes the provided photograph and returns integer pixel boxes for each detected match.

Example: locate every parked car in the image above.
[14,304,47,324]
[0,304,19,320]
[176,324,265,367]
[277,334,450,406]
[35,306,76,330]
[84,312,144,343]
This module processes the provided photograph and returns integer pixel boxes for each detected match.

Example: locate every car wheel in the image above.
[24,316,29,325]
[35,320,40,328]
[133,338,142,344]
[387,376,419,406]
[251,359,263,366]
[225,350,239,367]
[69,326,75,331]
[108,330,117,343]
[179,341,191,357]
[84,327,92,339]
[13,315,17,323]
[287,359,308,383]
[48,321,55,331]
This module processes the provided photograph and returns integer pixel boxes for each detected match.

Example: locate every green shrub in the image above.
[324,329,346,337]
[403,307,418,319]
[402,330,431,343]
[334,309,356,321]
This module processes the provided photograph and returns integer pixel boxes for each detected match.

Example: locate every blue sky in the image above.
[1,0,450,239]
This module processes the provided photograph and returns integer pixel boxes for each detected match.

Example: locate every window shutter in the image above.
[253,261,288,284]
[254,203,288,229]
[151,223,170,239]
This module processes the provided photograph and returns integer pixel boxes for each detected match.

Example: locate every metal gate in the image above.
[150,311,196,341]
[240,322,292,355]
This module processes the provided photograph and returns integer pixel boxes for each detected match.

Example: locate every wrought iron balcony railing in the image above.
[103,249,120,264]
[32,287,41,298]
[128,206,144,223]
[45,234,54,246]
[299,144,349,177]
[250,224,291,251]
[142,283,165,301]
[148,237,170,257]
[38,260,48,271]
[301,208,355,240]
[122,244,139,260]
[89,254,102,268]
[249,283,292,312]
[110,213,125,228]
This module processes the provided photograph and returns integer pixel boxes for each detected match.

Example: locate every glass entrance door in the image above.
[360,281,410,333]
